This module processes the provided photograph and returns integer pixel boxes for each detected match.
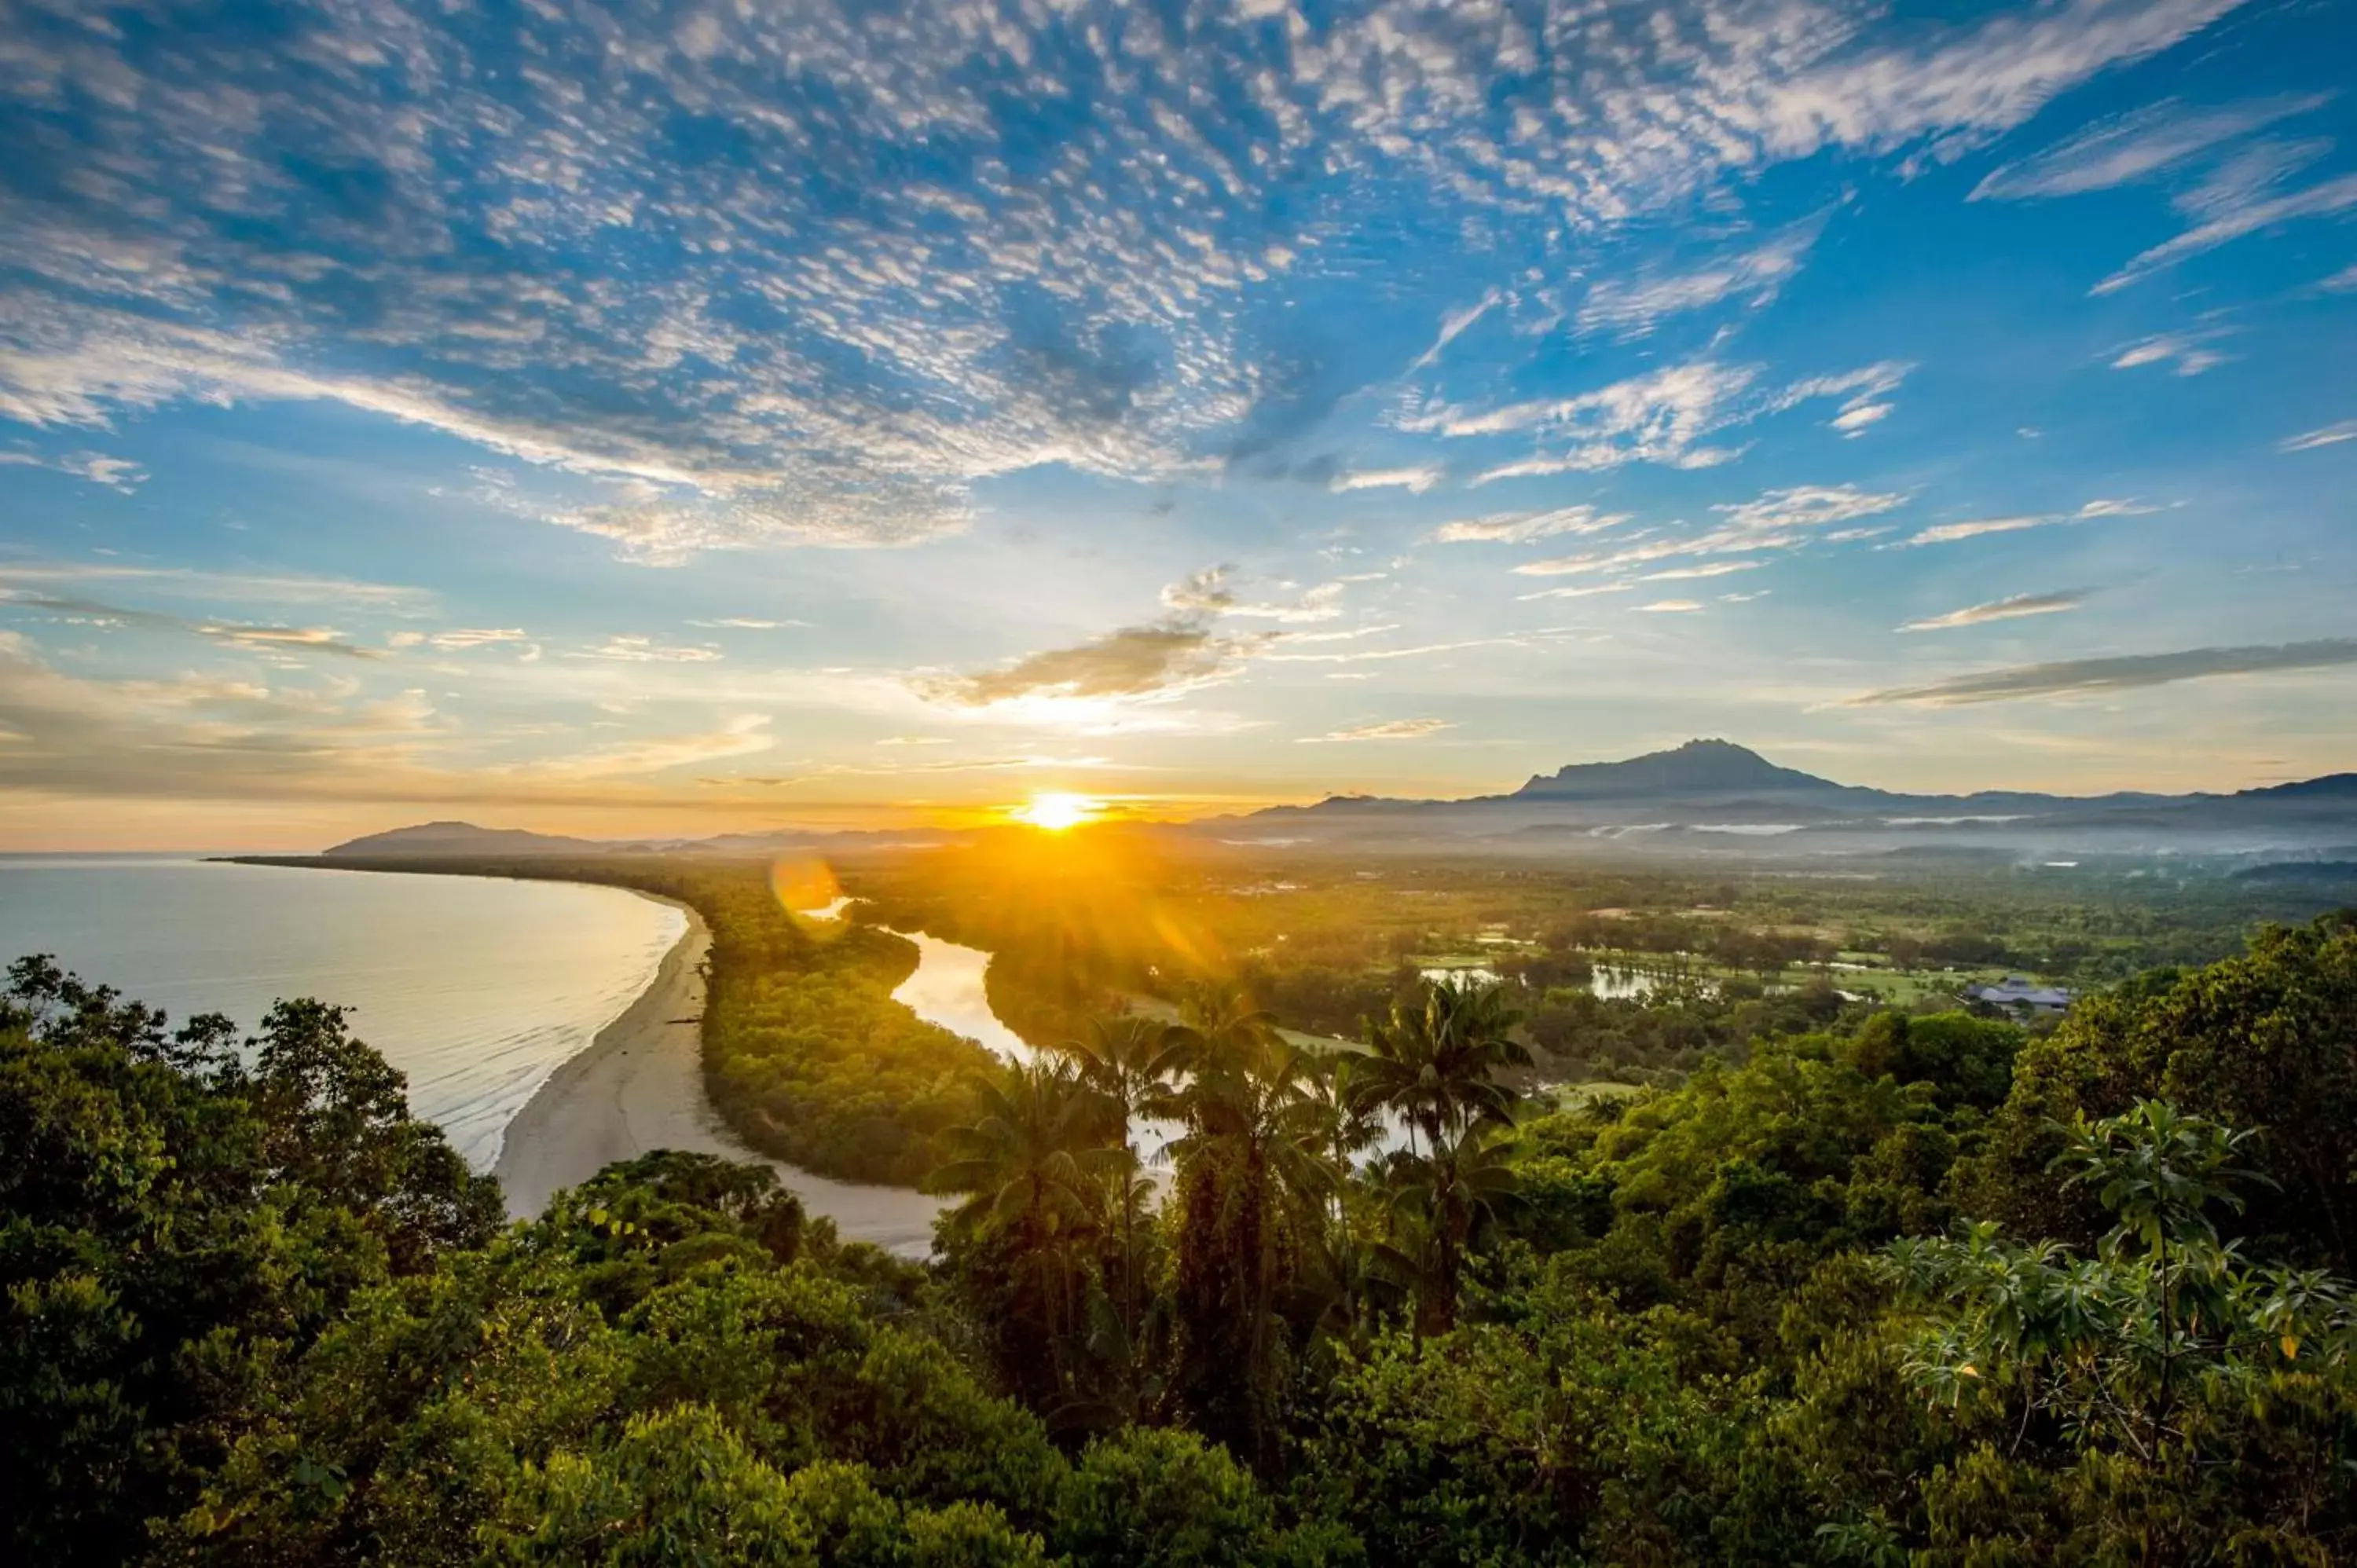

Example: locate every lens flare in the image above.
[770,855,842,916]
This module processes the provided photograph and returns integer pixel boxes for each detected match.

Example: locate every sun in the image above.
[1012,791,1100,831]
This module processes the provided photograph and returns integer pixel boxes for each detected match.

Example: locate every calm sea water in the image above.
[0,857,684,1169]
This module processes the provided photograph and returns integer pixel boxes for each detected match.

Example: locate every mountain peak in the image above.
[323,821,610,857]
[1514,739,1845,800]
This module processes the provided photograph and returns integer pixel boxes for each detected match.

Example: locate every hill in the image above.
[1508,738,1854,800]
[1216,739,2357,863]
[322,821,621,859]
[316,744,2357,867]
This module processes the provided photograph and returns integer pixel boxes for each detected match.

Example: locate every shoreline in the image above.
[489,891,947,1256]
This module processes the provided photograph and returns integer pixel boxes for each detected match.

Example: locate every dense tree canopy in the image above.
[9,909,2357,1564]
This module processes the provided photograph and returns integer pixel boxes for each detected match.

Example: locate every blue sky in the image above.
[1,0,2352,848]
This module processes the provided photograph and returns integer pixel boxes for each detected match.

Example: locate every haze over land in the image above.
[324,739,2357,866]
[2,0,2355,850]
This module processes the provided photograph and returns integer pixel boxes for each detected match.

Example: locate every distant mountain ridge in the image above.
[324,821,626,858]
[1213,739,2357,863]
[317,742,2357,867]
[1508,738,1857,800]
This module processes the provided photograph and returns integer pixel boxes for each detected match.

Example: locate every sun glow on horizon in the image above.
[1010,792,1102,831]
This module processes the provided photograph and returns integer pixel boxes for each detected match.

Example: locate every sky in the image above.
[1,0,2353,850]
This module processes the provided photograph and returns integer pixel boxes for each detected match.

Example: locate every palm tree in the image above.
[930,1057,1122,1398]
[1361,974,1530,1152]
[1380,1119,1523,1336]
[1058,1015,1173,1342]
[1356,976,1531,1338]
[1159,984,1336,1469]
[1306,1050,1385,1174]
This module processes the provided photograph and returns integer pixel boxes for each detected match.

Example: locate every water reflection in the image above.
[868,910,1425,1172]
[887,929,1038,1064]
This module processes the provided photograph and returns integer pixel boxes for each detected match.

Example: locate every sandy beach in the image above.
[493,895,947,1256]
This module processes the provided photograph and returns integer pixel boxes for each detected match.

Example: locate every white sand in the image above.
[493,896,946,1256]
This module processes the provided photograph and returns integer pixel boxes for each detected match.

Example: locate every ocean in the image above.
[0,856,684,1169]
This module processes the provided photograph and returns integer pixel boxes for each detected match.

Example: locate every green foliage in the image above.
[493,1407,1051,1567]
[1053,1427,1279,1566]
[1296,1282,1785,1566]
[1885,1100,2357,1561]
[0,957,493,1566]
[15,899,2357,1566]
[1959,910,2357,1269]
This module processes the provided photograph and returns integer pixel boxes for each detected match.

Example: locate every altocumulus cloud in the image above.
[1850,639,2357,705]
[913,622,1259,709]
[0,0,2258,555]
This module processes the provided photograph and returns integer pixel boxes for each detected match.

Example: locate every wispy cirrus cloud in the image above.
[1900,516,2048,546]
[1972,94,2331,200]
[1415,361,1912,481]
[1899,589,2091,632]
[1966,89,2348,295]
[1430,505,1631,545]
[2113,332,2231,376]
[735,752,1132,786]
[1714,485,1908,531]
[2281,421,2357,452]
[0,562,430,610]
[0,449,145,491]
[1298,717,1453,742]
[1576,213,1831,339]
[1516,581,1638,602]
[571,636,724,664]
[1329,465,1443,495]
[1640,560,1766,581]
[1407,292,1503,373]
[0,591,383,660]
[1896,499,2157,547]
[1508,483,1906,584]
[387,628,529,652]
[523,717,775,780]
[1851,639,2357,705]
[2095,160,2357,295]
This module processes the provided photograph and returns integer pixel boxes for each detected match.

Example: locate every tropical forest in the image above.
[9,837,2357,1566]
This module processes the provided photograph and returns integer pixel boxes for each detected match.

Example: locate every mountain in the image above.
[1211,740,2357,863]
[323,821,621,859]
[1508,739,1854,800]
[2238,774,2357,800]
[314,746,2357,870]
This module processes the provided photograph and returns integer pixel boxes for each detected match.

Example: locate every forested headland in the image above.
[9,866,2357,1561]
